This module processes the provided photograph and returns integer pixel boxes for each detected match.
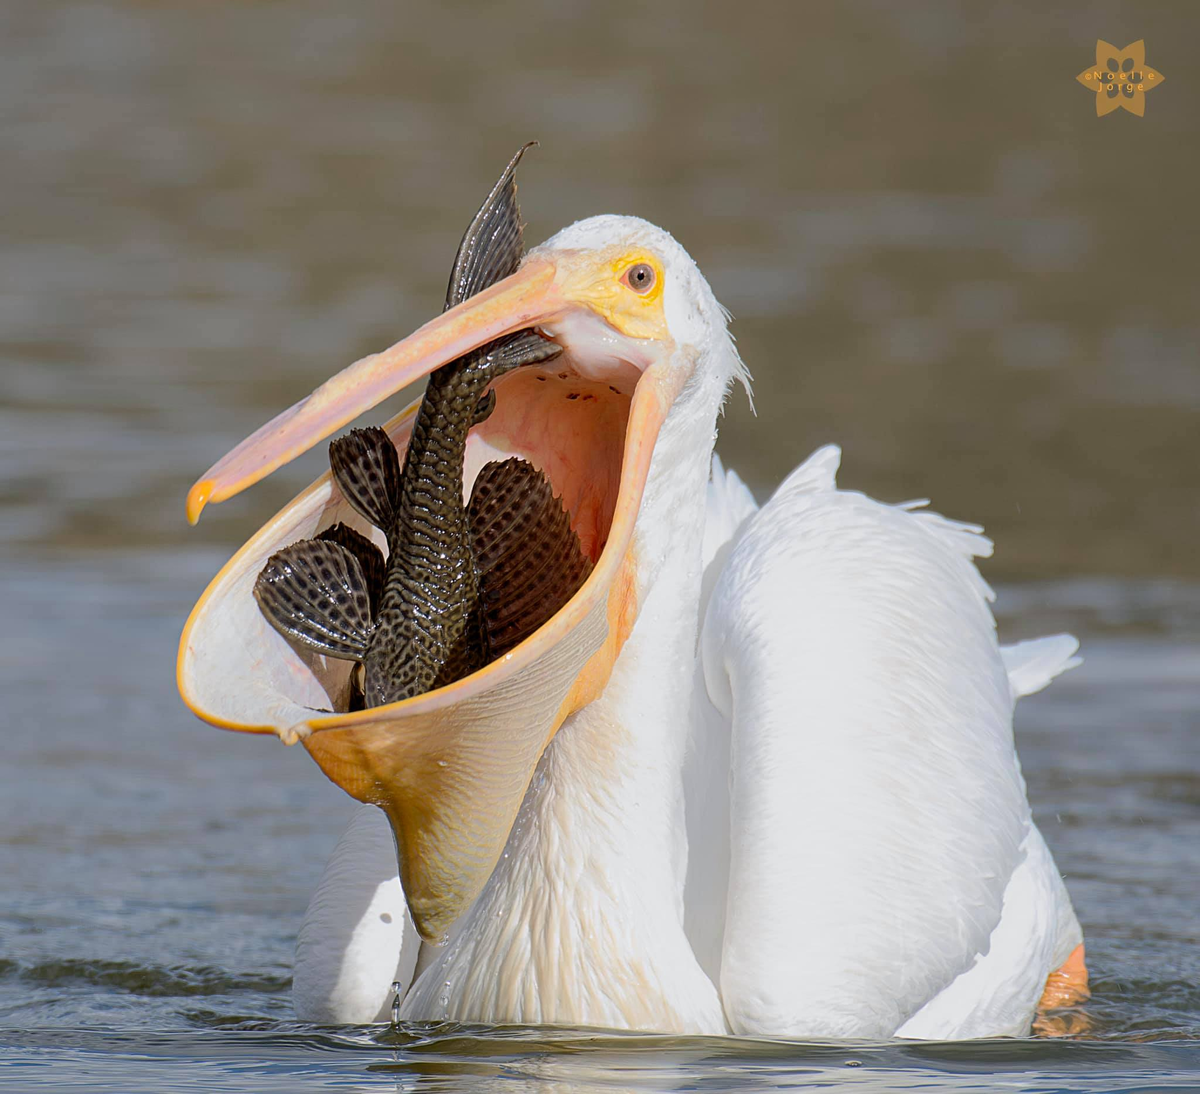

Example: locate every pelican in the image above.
[178,203,1090,1038]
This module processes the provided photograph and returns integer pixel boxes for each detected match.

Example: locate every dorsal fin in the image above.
[254,539,373,660]
[446,144,534,309]
[328,427,402,531]
[316,522,386,619]
[469,458,593,658]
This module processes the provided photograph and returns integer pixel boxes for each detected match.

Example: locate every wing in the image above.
[682,454,760,986]
[696,446,1080,1038]
[292,804,421,1023]
[897,820,1083,1038]
[899,642,1083,1038]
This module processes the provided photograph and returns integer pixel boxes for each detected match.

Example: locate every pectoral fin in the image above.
[254,540,373,660]
[317,523,386,619]
[470,458,593,657]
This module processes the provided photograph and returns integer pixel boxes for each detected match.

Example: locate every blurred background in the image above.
[4,2,1199,574]
[1,0,1198,1059]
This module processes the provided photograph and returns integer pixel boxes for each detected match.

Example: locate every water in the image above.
[3,1029,1200,1094]
[2,1,1198,1090]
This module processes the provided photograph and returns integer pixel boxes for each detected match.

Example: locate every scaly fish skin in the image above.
[335,328,559,705]
[253,146,590,707]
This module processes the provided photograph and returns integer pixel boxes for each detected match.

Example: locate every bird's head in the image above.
[178,214,742,941]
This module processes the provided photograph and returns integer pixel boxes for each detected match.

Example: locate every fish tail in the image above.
[445,142,533,308]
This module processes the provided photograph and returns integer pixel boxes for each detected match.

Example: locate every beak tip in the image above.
[409,905,449,946]
[187,480,214,525]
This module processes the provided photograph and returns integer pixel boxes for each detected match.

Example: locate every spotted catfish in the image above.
[253,145,592,707]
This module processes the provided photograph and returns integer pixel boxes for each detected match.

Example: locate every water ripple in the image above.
[3,959,290,999]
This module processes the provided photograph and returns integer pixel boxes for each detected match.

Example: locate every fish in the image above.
[252,145,593,707]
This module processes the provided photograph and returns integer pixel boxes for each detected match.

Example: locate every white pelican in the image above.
[178,211,1089,1039]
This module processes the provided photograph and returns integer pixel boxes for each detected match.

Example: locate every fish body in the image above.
[327,329,558,704]
[253,148,590,706]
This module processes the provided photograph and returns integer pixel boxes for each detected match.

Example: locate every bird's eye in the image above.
[623,263,656,294]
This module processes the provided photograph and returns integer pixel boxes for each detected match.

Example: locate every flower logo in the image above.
[1076,40,1165,116]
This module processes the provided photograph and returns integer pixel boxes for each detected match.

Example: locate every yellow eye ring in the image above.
[622,263,656,294]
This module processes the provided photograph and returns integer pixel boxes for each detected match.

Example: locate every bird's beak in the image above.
[177,253,680,942]
[186,256,567,524]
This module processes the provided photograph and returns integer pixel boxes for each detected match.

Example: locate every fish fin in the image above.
[316,522,386,619]
[469,458,594,658]
[446,144,535,308]
[254,539,373,660]
[328,427,402,531]
[472,388,496,427]
[347,663,366,712]
[470,328,562,426]
[484,329,563,372]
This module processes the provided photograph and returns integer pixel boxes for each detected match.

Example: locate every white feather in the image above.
[288,216,1083,1039]
[701,447,1036,1037]
[702,453,759,569]
[897,824,1082,1038]
[1002,635,1083,699]
[292,804,419,1024]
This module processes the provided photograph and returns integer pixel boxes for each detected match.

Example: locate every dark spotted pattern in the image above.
[252,145,590,707]
[328,432,401,531]
[254,539,371,659]
[316,523,385,618]
[470,458,594,657]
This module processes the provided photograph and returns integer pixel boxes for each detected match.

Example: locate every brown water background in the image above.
[4,1,1199,576]
[1,3,1198,1091]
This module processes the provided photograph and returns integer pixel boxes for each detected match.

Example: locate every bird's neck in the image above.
[403,361,730,1033]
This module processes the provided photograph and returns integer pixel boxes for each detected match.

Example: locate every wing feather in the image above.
[293,805,421,1023]
[699,447,1039,1037]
